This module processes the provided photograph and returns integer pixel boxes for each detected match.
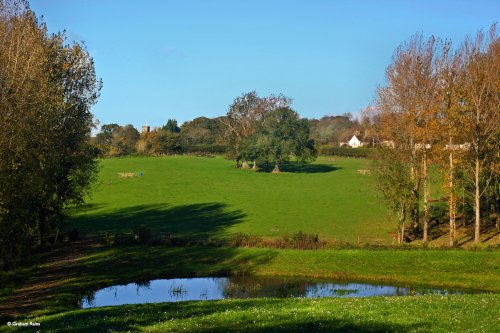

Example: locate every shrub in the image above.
[230,233,262,247]
[288,231,323,249]
[183,144,228,155]
[318,146,373,158]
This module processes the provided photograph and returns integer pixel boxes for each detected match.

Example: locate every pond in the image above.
[81,276,464,308]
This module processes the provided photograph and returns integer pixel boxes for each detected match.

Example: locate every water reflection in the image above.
[81,276,463,308]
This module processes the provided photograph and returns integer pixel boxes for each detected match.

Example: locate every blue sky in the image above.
[31,0,499,129]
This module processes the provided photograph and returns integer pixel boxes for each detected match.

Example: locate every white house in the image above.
[348,135,362,148]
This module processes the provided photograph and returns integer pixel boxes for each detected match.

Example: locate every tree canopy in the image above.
[241,107,317,172]
[0,0,102,267]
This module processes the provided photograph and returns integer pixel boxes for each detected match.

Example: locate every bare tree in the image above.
[455,25,499,243]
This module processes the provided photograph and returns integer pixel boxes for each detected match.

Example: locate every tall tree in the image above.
[435,41,459,246]
[377,33,443,241]
[153,129,182,155]
[0,0,101,266]
[221,91,291,167]
[109,125,140,156]
[455,25,499,243]
[95,123,119,154]
[255,107,316,173]
[372,147,417,243]
[163,119,180,133]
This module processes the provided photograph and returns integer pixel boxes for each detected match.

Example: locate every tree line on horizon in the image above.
[93,106,370,160]
[372,24,499,246]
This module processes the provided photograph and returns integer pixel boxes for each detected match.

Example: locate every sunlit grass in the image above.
[30,294,500,332]
[69,156,391,244]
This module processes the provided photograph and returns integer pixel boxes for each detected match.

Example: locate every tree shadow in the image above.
[0,203,278,320]
[65,203,107,215]
[69,203,246,239]
[257,161,340,174]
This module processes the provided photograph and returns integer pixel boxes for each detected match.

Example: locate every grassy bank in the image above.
[20,294,500,332]
[1,243,498,321]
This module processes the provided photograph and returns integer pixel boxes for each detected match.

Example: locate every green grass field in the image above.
[1,156,499,332]
[69,156,392,244]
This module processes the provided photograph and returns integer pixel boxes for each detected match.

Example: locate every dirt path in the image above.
[0,239,100,319]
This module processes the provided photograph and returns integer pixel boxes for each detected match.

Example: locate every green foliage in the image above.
[309,115,360,145]
[183,144,228,154]
[152,130,182,155]
[248,107,317,171]
[222,91,292,165]
[162,119,180,133]
[372,147,418,242]
[94,123,119,155]
[0,2,101,267]
[319,146,373,157]
[294,118,318,163]
[240,135,263,163]
[180,116,225,146]
[109,125,140,156]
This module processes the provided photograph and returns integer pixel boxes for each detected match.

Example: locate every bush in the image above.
[182,144,228,155]
[318,146,373,158]
[229,231,325,250]
[291,230,320,248]
[230,233,262,247]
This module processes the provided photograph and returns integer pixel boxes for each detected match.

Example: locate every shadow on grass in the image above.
[257,161,340,174]
[37,299,431,332]
[65,203,107,215]
[0,203,277,320]
[69,202,246,239]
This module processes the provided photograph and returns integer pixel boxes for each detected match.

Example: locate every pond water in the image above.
[81,276,463,308]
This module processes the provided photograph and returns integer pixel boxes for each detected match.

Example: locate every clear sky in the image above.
[31,0,499,129]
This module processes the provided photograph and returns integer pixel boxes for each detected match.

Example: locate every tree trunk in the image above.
[400,223,405,243]
[241,161,249,169]
[53,227,60,246]
[423,152,429,243]
[495,175,499,230]
[474,157,481,243]
[449,149,456,247]
[410,163,420,228]
[398,204,406,244]
[37,225,42,247]
[272,163,280,173]
[252,160,257,170]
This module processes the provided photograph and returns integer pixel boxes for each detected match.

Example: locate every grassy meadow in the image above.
[1,155,499,332]
[26,294,500,332]
[69,155,392,244]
